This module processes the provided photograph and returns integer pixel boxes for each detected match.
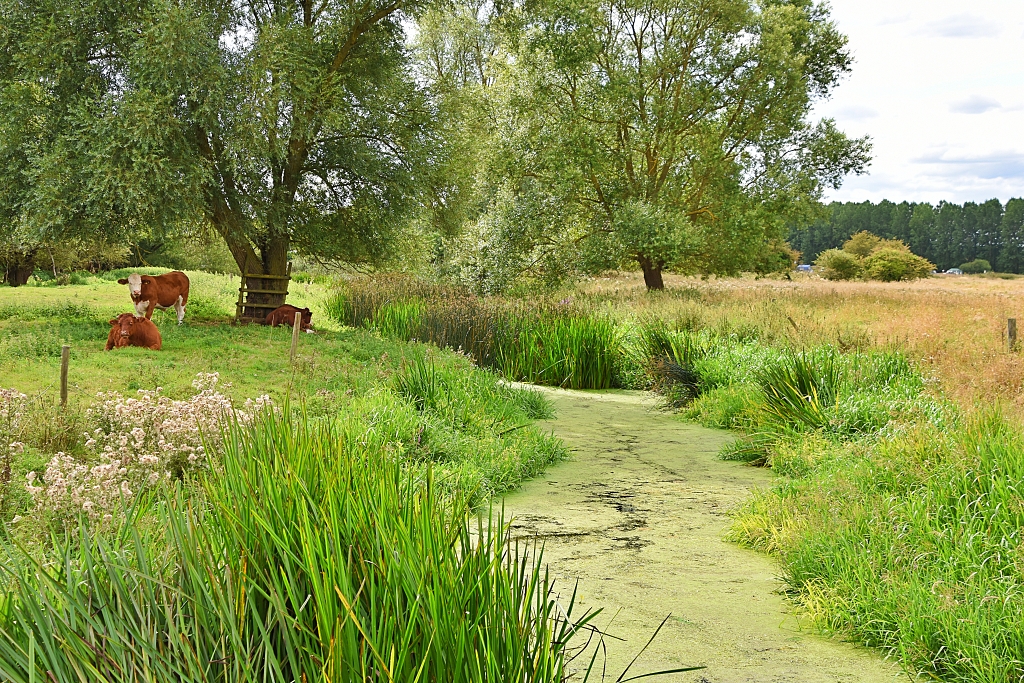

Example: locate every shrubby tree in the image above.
[862,248,932,282]
[814,229,932,282]
[959,258,991,274]
[442,0,870,290]
[1,0,442,305]
[815,248,859,281]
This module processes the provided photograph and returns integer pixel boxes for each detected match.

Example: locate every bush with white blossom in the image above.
[26,373,272,520]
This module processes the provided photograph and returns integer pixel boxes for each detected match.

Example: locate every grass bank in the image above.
[0,273,588,680]
[0,274,567,520]
[328,276,619,389]
[656,331,1020,681]
[0,414,589,682]
[332,274,1024,681]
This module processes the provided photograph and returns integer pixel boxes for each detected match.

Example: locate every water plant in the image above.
[754,348,844,430]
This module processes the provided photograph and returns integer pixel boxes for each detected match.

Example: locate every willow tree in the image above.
[0,0,441,307]
[486,0,870,289]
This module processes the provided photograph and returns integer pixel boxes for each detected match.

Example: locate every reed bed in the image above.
[330,278,618,389]
[0,413,596,682]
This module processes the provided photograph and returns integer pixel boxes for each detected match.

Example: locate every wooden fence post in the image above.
[291,312,302,363]
[1009,318,1018,352]
[60,345,70,408]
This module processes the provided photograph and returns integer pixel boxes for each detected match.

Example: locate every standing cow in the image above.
[105,313,162,350]
[117,272,190,323]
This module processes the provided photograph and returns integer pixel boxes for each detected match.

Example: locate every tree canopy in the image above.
[1,0,871,292]
[423,0,870,289]
[0,0,441,286]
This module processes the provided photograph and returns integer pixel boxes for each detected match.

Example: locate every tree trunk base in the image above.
[638,256,665,290]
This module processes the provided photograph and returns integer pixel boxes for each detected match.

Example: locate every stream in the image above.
[501,388,904,682]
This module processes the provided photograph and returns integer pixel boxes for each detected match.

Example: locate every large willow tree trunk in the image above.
[240,235,290,321]
[638,255,665,291]
[210,199,291,322]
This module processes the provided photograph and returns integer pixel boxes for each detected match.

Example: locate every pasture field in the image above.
[0,270,568,511]
[334,272,1024,682]
[0,271,588,681]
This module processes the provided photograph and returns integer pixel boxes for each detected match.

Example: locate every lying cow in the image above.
[105,313,162,351]
[117,271,190,323]
[263,304,314,332]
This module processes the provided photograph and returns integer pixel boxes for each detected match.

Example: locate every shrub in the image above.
[815,249,861,280]
[861,248,934,282]
[841,231,883,258]
[959,258,991,274]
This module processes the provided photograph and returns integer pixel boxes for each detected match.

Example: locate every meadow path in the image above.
[502,389,903,683]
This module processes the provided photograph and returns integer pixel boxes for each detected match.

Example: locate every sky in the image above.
[816,0,1024,205]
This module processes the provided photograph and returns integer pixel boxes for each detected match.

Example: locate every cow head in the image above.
[117,273,146,298]
[300,308,313,328]
[108,314,137,348]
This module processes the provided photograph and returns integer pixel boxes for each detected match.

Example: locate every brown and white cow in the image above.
[263,304,314,332]
[105,313,162,351]
[117,271,190,323]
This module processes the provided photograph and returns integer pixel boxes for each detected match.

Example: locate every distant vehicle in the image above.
[946,268,963,275]
[796,264,813,272]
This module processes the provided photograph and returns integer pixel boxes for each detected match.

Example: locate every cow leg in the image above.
[174,296,185,325]
[134,300,150,318]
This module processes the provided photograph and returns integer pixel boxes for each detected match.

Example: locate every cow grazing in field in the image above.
[264,304,314,332]
[105,313,162,351]
[117,271,190,323]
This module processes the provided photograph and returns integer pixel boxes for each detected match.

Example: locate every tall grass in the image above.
[747,413,1024,682]
[330,279,618,389]
[674,332,1024,680]
[0,413,595,682]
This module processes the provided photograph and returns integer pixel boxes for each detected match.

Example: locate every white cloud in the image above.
[834,105,880,120]
[949,95,1002,114]
[914,150,1024,180]
[818,0,1024,204]
[918,14,1001,38]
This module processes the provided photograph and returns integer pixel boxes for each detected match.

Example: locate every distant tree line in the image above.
[789,199,1024,272]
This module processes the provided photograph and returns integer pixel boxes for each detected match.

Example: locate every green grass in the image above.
[329,280,619,389]
[0,273,567,523]
[0,413,594,682]
[676,333,1024,681]
[0,273,585,681]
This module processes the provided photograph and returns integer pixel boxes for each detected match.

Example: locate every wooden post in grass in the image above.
[60,345,70,408]
[1009,318,1018,352]
[291,312,302,362]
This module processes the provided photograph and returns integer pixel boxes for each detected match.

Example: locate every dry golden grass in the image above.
[576,271,1024,412]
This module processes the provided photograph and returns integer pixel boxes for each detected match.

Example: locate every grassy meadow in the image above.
[332,271,1024,682]
[0,271,596,682]
[5,267,1024,681]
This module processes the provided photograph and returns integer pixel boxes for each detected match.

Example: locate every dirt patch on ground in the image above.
[501,388,905,682]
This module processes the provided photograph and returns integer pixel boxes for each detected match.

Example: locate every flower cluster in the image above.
[0,388,27,458]
[26,373,272,519]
